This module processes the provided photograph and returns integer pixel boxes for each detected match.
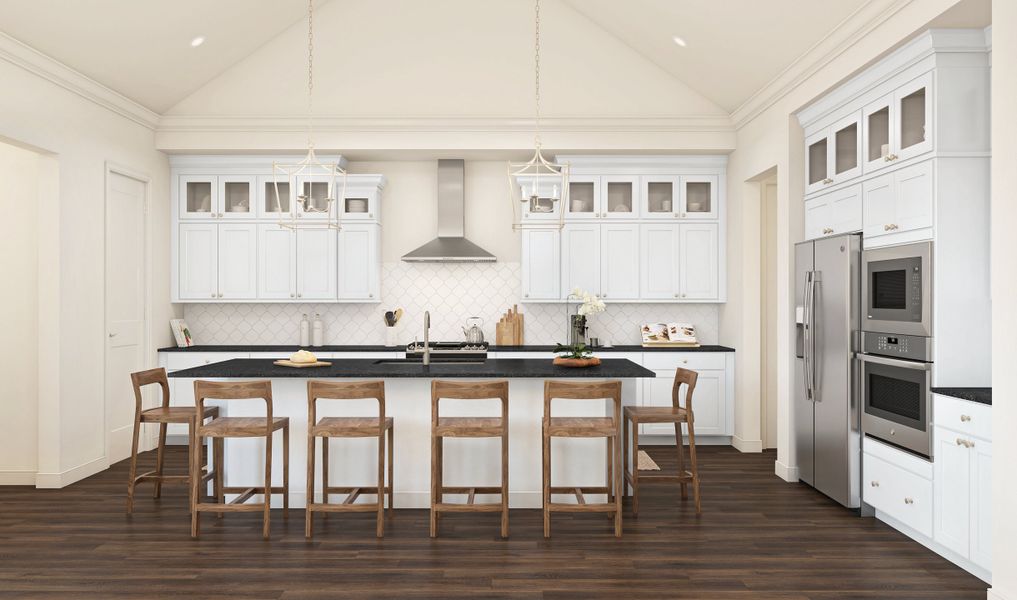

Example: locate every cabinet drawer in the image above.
[863,451,933,537]
[641,352,726,371]
[934,394,991,442]
[165,352,246,371]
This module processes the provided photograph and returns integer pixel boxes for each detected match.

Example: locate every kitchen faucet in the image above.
[423,311,431,366]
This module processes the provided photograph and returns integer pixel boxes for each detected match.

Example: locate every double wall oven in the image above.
[859,242,934,458]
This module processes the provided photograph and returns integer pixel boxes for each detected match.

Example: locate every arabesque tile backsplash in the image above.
[182,262,719,346]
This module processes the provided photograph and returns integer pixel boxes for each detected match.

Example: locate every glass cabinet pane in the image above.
[264,181,290,213]
[223,181,252,214]
[834,122,858,174]
[344,197,370,214]
[899,87,926,150]
[808,138,828,184]
[646,181,675,214]
[186,181,213,214]
[568,181,596,214]
[605,181,634,215]
[868,107,890,161]
[685,181,712,214]
[300,181,331,213]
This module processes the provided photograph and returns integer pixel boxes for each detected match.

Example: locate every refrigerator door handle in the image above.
[803,271,814,401]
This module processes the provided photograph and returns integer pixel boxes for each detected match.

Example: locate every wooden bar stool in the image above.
[542,380,623,538]
[126,367,218,514]
[623,367,701,515]
[191,380,290,540]
[430,380,509,539]
[305,380,394,539]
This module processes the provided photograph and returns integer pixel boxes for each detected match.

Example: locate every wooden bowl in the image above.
[553,356,601,368]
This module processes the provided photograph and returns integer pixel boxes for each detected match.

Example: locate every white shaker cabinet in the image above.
[257,225,296,299]
[561,223,600,296]
[298,228,338,300]
[639,353,728,436]
[600,224,639,301]
[804,184,862,240]
[521,227,560,301]
[862,159,933,244]
[639,223,679,299]
[337,224,379,301]
[216,224,258,300]
[679,223,719,300]
[178,224,218,300]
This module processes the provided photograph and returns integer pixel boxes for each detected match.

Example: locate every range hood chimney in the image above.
[401,159,496,263]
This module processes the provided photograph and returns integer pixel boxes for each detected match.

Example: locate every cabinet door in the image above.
[337,224,376,300]
[862,172,894,240]
[517,175,563,221]
[257,224,295,299]
[678,223,718,300]
[829,184,862,235]
[934,426,971,558]
[218,176,256,220]
[257,175,293,219]
[687,369,725,435]
[862,94,894,174]
[217,224,257,300]
[969,438,992,571]
[894,72,933,162]
[561,223,600,296]
[804,195,833,240]
[639,224,679,299]
[805,129,831,195]
[521,228,561,301]
[830,112,862,183]
[340,186,378,221]
[298,228,338,300]
[178,223,218,300]
[600,224,639,301]
[893,160,934,234]
[295,174,336,221]
[601,176,639,219]
[680,175,719,219]
[642,176,679,220]
[565,176,599,219]
[179,175,217,219]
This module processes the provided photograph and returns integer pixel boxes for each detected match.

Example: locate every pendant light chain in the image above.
[534,0,541,149]
[306,0,315,150]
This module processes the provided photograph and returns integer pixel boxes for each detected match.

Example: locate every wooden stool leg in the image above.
[631,424,640,517]
[283,425,290,518]
[263,433,273,540]
[153,422,168,499]
[376,431,385,538]
[542,428,551,539]
[622,416,630,500]
[305,434,315,539]
[322,436,330,517]
[686,419,701,515]
[429,431,439,538]
[613,431,623,537]
[387,425,394,518]
[606,436,613,504]
[500,427,509,539]
[126,415,141,514]
[190,429,201,539]
[214,438,224,518]
[436,437,444,528]
[674,421,688,500]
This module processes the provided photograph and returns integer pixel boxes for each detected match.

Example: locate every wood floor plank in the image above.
[0,446,987,599]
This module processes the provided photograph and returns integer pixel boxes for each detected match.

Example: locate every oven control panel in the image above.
[862,332,932,362]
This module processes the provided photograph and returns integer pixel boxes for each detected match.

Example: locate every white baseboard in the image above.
[731,435,763,453]
[0,470,37,485]
[35,455,107,489]
[774,460,799,482]
[875,509,991,584]
[988,589,1013,600]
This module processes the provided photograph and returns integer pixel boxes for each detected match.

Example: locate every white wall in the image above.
[0,55,172,487]
[0,142,40,484]
[990,4,1017,599]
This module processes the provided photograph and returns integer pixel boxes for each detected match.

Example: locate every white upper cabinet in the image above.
[340,182,380,221]
[216,224,258,300]
[257,175,293,219]
[862,159,933,244]
[178,223,218,300]
[894,72,934,162]
[565,176,600,219]
[179,175,218,219]
[601,176,639,219]
[337,223,379,301]
[218,176,256,220]
[521,227,560,301]
[806,113,862,195]
[641,176,679,220]
[257,224,296,300]
[679,223,719,300]
[679,175,719,220]
[600,224,639,301]
[516,175,564,221]
[294,174,335,221]
[862,95,895,174]
[639,223,679,299]
[298,228,339,300]
[561,223,601,296]
[804,184,862,240]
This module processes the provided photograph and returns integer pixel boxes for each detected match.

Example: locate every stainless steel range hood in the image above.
[401,159,496,263]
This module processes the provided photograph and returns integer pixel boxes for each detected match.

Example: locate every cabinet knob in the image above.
[885,153,898,161]
[297,293,303,298]
[524,293,529,298]
[904,497,914,505]
[290,293,295,298]
[960,414,972,422]
[674,293,679,298]
[955,438,974,448]
[823,178,833,185]
[674,213,679,218]
[368,293,374,298]
[218,293,223,298]
[680,293,686,298]
[870,481,880,487]
[210,293,216,298]
[680,212,687,218]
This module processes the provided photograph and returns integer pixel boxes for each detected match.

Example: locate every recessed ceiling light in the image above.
[190,36,205,48]
[672,35,687,47]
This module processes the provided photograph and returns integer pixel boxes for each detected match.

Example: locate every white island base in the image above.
[207,377,641,509]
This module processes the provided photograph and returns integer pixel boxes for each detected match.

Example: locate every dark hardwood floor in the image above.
[0,446,986,599]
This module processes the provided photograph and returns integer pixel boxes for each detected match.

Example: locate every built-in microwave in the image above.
[862,241,932,337]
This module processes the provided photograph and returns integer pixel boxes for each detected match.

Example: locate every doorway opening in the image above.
[760,176,778,449]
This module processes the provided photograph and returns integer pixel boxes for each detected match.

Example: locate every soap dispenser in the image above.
[299,313,310,346]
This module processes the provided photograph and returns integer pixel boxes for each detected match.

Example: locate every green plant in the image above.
[554,342,593,360]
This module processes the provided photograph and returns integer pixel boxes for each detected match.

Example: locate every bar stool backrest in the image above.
[672,368,699,414]
[430,380,509,425]
[130,367,170,415]
[307,380,386,434]
[543,380,622,423]
[193,380,274,433]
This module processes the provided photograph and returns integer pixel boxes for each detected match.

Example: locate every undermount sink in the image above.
[372,358,486,366]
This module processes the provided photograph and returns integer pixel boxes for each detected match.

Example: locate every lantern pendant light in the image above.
[272,0,346,230]
[507,0,569,230]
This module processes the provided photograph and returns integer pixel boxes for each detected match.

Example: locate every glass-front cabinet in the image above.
[179,175,217,219]
[257,175,293,218]
[863,72,933,173]
[218,176,256,219]
[601,176,639,219]
[340,180,380,220]
[641,176,679,219]
[679,175,718,219]
[516,175,562,221]
[805,112,861,195]
[294,174,335,220]
[565,176,599,219]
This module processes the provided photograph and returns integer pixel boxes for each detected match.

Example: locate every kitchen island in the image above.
[169,358,654,509]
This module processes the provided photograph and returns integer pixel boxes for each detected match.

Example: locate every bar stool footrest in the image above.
[433,502,505,513]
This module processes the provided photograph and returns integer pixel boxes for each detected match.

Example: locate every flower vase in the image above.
[569,314,587,347]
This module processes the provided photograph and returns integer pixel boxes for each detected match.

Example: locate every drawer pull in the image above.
[955,438,975,448]
[904,497,914,505]
[960,414,972,422]
[870,481,879,487]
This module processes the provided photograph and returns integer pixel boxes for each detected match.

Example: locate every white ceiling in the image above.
[0,0,326,113]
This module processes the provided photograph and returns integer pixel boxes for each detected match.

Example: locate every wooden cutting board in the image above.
[495,306,524,346]
[273,360,333,368]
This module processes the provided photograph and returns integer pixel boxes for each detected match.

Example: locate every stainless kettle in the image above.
[462,317,485,344]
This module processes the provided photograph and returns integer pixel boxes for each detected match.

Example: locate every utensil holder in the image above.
[385,327,398,347]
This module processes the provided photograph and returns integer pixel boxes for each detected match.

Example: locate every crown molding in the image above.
[730,0,914,130]
[0,32,159,130]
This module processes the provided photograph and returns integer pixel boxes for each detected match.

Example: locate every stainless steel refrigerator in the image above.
[794,234,861,509]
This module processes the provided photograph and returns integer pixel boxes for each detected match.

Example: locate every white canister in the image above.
[385,327,398,347]
[311,313,324,347]
[299,314,310,346]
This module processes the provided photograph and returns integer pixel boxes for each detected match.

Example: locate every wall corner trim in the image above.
[34,455,107,489]
[731,435,764,453]
[774,460,799,482]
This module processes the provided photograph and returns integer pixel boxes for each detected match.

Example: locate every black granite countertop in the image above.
[158,344,735,353]
[167,358,655,379]
[932,387,992,406]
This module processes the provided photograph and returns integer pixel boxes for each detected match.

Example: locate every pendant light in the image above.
[272,0,346,230]
[507,0,569,230]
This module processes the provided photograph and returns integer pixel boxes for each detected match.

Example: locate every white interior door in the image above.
[105,169,147,464]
